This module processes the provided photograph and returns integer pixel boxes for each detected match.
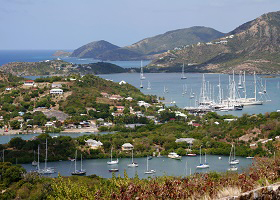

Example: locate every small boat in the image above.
[148,156,153,160]
[32,160,38,166]
[144,156,156,174]
[229,144,239,165]
[147,81,151,90]
[109,168,119,172]
[246,156,254,159]
[228,165,238,171]
[107,148,119,165]
[127,150,138,167]
[168,152,182,160]
[70,158,75,162]
[32,150,38,166]
[181,63,187,79]
[218,157,222,160]
[157,152,163,158]
[140,80,143,88]
[140,60,146,80]
[186,153,197,157]
[72,150,86,175]
[196,147,209,169]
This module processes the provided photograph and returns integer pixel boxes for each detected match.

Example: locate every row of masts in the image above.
[185,71,270,111]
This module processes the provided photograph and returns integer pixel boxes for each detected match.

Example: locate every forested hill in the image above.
[149,11,280,74]
[1,60,128,76]
[71,26,224,61]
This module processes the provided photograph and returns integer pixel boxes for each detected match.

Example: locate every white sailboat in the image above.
[32,150,38,166]
[144,156,156,174]
[72,150,86,175]
[147,81,151,90]
[163,85,168,93]
[140,80,143,88]
[127,149,138,167]
[181,63,187,79]
[37,139,55,174]
[107,148,119,165]
[140,60,146,80]
[196,147,209,169]
[229,144,239,165]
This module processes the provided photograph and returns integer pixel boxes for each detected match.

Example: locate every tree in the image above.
[9,137,26,150]
[10,120,21,129]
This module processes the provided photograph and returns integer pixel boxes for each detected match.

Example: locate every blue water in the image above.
[1,50,280,116]
[0,50,150,68]
[21,155,253,179]
[99,73,280,116]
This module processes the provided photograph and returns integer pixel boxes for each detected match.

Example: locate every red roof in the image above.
[192,123,202,127]
[25,80,34,83]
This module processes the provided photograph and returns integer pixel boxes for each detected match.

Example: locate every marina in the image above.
[21,154,253,179]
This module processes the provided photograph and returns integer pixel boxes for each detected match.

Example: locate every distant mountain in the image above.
[124,26,225,55]
[71,26,224,61]
[71,40,120,58]
[149,11,280,74]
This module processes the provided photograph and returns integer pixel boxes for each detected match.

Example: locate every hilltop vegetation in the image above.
[71,26,224,61]
[0,60,128,76]
[149,11,280,74]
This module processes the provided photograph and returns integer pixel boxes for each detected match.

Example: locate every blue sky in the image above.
[0,0,279,50]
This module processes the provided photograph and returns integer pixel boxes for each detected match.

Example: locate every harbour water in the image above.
[99,73,280,116]
[21,155,253,179]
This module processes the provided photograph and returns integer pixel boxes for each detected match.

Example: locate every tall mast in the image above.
[38,145,40,170]
[218,75,222,104]
[132,149,134,163]
[74,150,77,172]
[199,146,202,164]
[254,71,257,101]
[146,156,149,171]
[81,154,83,171]
[243,71,247,99]
[45,139,47,170]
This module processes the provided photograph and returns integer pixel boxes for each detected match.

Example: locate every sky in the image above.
[0,0,279,50]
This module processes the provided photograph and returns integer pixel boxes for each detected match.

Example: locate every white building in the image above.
[50,88,63,94]
[122,143,134,151]
[137,101,150,108]
[175,138,195,144]
[24,80,35,86]
[85,139,103,149]
[52,83,62,88]
[119,80,127,85]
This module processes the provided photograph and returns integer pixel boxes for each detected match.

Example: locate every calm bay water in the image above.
[21,155,253,179]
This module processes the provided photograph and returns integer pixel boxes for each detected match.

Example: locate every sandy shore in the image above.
[61,127,99,133]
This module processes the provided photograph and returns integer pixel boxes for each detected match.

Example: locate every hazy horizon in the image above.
[1,0,280,50]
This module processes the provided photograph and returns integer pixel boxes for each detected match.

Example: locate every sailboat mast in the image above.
[147,156,149,171]
[74,150,77,172]
[38,145,40,170]
[45,139,47,170]
[254,71,257,101]
[205,152,206,164]
[111,148,112,162]
[200,146,202,164]
[81,154,83,171]
[243,71,247,99]
[132,149,134,163]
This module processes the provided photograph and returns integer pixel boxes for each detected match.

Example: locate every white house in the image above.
[137,101,150,108]
[50,88,63,94]
[85,139,103,149]
[24,80,35,86]
[45,121,54,127]
[119,80,127,85]
[52,83,62,88]
[122,143,134,151]
[175,138,195,144]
